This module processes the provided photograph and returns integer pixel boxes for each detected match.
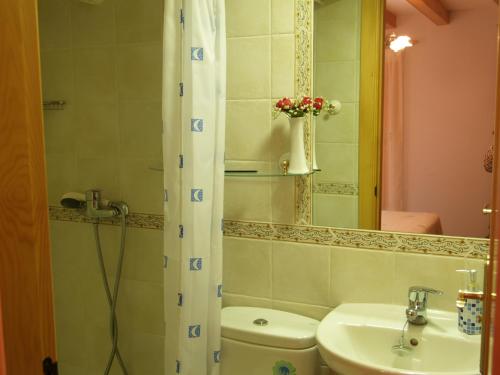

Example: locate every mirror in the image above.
[312,0,362,229]
[224,0,497,239]
[311,0,497,238]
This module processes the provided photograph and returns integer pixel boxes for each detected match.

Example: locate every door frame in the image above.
[0,0,56,373]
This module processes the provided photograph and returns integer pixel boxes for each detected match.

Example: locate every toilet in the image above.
[221,306,321,375]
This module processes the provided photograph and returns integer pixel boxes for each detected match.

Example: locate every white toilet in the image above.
[221,306,321,375]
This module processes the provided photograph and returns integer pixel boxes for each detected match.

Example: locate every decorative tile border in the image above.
[49,208,488,259]
[49,206,163,230]
[295,0,313,225]
[313,182,359,196]
[223,220,489,259]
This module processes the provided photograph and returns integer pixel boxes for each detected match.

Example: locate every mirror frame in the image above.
[295,0,384,229]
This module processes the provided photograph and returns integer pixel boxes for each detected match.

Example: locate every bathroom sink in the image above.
[316,303,480,375]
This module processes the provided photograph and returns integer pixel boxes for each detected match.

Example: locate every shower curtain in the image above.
[382,50,404,211]
[163,0,226,374]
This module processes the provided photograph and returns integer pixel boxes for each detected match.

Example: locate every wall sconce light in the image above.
[386,33,416,52]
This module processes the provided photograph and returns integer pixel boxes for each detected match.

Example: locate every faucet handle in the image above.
[408,286,443,305]
[408,286,444,295]
[406,287,443,325]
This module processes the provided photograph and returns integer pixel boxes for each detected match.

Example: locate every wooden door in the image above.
[482,5,500,374]
[0,0,57,374]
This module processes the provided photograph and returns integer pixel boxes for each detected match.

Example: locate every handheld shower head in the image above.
[60,192,86,209]
[60,191,128,218]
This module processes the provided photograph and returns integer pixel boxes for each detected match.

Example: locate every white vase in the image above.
[312,118,319,171]
[288,116,309,174]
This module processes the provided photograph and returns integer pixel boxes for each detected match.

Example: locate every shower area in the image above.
[39,0,165,373]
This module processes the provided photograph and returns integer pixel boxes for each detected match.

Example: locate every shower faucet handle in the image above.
[86,189,102,209]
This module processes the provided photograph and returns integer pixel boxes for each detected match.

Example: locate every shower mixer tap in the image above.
[86,190,114,218]
[85,190,128,218]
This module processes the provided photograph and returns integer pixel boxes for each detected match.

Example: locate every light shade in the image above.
[389,35,413,52]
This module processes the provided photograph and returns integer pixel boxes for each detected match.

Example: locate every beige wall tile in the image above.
[124,227,164,283]
[225,100,271,161]
[44,107,77,156]
[272,300,331,321]
[74,47,117,102]
[226,0,271,37]
[70,0,116,47]
[272,241,331,305]
[127,333,165,375]
[330,247,395,306]
[76,157,121,200]
[41,49,74,101]
[313,194,358,228]
[224,177,272,222]
[271,178,295,224]
[116,0,164,43]
[117,280,164,336]
[315,61,359,103]
[38,0,72,49]
[58,364,87,375]
[223,237,272,298]
[57,318,89,366]
[316,103,358,144]
[315,143,357,183]
[117,43,163,100]
[393,253,473,311]
[223,293,273,308]
[75,102,119,158]
[227,37,271,99]
[119,100,163,159]
[315,0,360,62]
[46,156,78,205]
[271,35,295,98]
[119,159,164,214]
[271,0,295,34]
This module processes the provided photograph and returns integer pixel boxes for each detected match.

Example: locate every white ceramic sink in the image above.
[316,304,480,375]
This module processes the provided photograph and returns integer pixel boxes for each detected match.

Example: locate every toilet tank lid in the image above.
[221,307,319,349]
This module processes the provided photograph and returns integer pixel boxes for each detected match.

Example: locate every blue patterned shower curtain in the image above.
[163,0,226,374]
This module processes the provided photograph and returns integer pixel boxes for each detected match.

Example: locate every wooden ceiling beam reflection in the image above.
[406,0,450,25]
[385,10,397,28]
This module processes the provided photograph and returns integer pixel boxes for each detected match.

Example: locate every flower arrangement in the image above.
[273,96,338,118]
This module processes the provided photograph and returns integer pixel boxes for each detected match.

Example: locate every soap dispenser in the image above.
[456,269,483,335]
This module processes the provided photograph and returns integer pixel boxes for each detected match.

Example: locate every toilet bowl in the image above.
[221,306,321,375]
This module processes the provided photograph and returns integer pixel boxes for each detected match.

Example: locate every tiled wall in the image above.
[224,0,296,224]
[50,221,164,375]
[312,0,360,228]
[223,236,485,320]
[39,0,164,373]
[40,0,164,213]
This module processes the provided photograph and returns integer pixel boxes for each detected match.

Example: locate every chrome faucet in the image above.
[85,190,128,218]
[406,286,443,325]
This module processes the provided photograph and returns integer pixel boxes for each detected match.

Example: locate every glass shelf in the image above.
[148,163,318,177]
[224,169,317,177]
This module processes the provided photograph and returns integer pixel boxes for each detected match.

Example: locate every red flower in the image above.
[276,100,284,109]
[282,97,293,109]
[301,96,312,106]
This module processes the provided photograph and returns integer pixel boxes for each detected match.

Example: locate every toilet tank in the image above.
[221,306,321,375]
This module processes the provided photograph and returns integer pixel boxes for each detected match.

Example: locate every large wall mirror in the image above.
[224,0,497,240]
[312,0,497,238]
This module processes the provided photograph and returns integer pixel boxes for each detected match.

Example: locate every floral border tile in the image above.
[49,207,489,259]
[223,220,489,260]
[49,206,163,230]
[223,220,275,240]
[294,0,313,225]
[313,182,359,195]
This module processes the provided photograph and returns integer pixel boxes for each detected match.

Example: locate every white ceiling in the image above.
[386,0,496,16]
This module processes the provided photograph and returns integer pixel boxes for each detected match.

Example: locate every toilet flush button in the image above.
[253,318,269,326]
